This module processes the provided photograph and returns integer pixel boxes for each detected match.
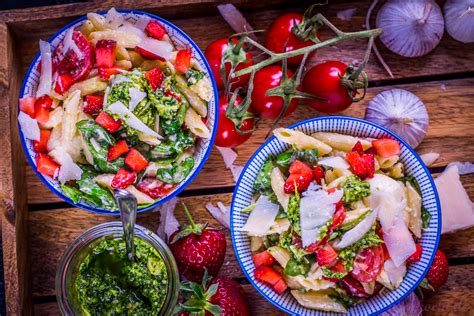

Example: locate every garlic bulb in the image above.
[365,89,429,148]
[376,0,444,57]
[444,0,474,43]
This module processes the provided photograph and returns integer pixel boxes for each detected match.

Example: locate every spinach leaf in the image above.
[275,149,319,169]
[329,286,359,309]
[160,97,189,136]
[287,189,301,235]
[321,266,347,280]
[253,158,275,196]
[284,254,311,277]
[275,152,293,169]
[151,130,194,163]
[148,76,180,120]
[400,176,422,195]
[264,234,280,248]
[185,68,205,86]
[156,156,195,184]
[421,206,431,229]
[76,120,124,173]
[342,175,370,206]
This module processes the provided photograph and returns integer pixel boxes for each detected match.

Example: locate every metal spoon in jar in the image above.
[114,189,137,262]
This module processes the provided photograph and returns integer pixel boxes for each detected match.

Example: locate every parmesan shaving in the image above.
[420,152,439,167]
[18,111,40,141]
[36,40,52,98]
[205,202,230,228]
[156,197,180,241]
[216,146,244,182]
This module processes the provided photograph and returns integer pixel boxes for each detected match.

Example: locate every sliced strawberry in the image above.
[83,95,104,115]
[284,160,313,194]
[53,31,92,82]
[19,97,36,118]
[322,261,346,282]
[175,49,192,74]
[34,95,53,124]
[273,278,288,295]
[145,67,164,90]
[254,266,285,292]
[330,204,346,231]
[352,141,364,155]
[165,88,181,102]
[372,138,400,158]
[135,46,165,60]
[145,20,167,40]
[98,66,124,80]
[111,168,137,189]
[125,148,149,172]
[407,244,422,265]
[107,139,128,161]
[361,153,375,178]
[36,153,59,178]
[54,74,74,95]
[313,165,325,185]
[252,251,275,268]
[95,111,121,133]
[346,150,375,180]
[315,244,338,267]
[95,39,117,68]
[33,129,51,153]
[136,178,176,199]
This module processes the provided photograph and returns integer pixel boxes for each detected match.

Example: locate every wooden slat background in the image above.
[0,0,473,315]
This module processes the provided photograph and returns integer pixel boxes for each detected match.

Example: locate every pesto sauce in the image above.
[75,237,168,315]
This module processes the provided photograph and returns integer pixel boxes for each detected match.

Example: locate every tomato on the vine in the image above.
[204,38,254,91]
[251,65,299,120]
[215,95,255,148]
[265,13,317,67]
[302,61,355,113]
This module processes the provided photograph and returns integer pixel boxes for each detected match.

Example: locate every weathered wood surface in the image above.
[0,0,473,315]
[26,78,474,204]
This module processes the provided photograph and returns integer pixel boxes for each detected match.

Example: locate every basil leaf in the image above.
[421,206,432,229]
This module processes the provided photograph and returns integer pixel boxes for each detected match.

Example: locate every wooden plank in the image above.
[28,194,243,297]
[25,78,474,204]
[0,23,32,315]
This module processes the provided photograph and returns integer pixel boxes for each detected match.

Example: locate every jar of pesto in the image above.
[56,222,179,315]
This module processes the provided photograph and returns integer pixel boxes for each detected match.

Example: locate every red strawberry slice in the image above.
[315,244,338,267]
[36,153,59,178]
[407,244,423,265]
[34,95,53,124]
[254,266,287,294]
[95,39,117,68]
[19,97,35,118]
[111,168,136,189]
[145,20,167,40]
[125,148,149,172]
[98,66,124,80]
[145,67,164,90]
[33,129,51,153]
[322,261,347,282]
[136,178,176,199]
[372,138,401,158]
[83,95,104,115]
[284,160,313,193]
[54,74,74,95]
[273,278,288,294]
[313,165,325,185]
[330,204,346,231]
[107,139,128,161]
[252,251,275,267]
[352,141,364,155]
[52,31,93,82]
[175,49,192,74]
[95,111,121,133]
[135,46,165,60]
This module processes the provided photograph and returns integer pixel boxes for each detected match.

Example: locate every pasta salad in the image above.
[18,8,213,210]
[241,128,428,313]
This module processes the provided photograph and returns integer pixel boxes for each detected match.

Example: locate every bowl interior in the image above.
[18,10,218,214]
[231,116,440,315]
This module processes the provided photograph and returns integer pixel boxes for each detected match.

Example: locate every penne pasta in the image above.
[176,75,208,117]
[271,167,290,212]
[69,76,108,96]
[377,154,400,169]
[185,108,210,139]
[312,132,371,152]
[274,128,332,154]
[90,30,141,48]
[115,44,130,60]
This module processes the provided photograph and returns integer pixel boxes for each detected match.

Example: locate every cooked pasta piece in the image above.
[69,76,108,96]
[405,182,422,238]
[387,162,404,178]
[312,131,371,152]
[271,167,290,212]
[90,30,141,48]
[377,154,400,169]
[190,77,213,102]
[80,20,94,37]
[115,59,132,70]
[87,13,113,31]
[290,291,347,313]
[176,75,207,117]
[250,236,264,252]
[325,175,347,190]
[129,50,145,68]
[267,246,291,267]
[185,108,210,138]
[60,90,81,156]
[274,128,332,155]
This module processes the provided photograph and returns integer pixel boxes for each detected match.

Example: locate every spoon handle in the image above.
[114,189,137,262]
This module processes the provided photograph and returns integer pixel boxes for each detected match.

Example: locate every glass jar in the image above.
[56,222,179,315]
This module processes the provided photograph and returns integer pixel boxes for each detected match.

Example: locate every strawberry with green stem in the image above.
[169,204,227,282]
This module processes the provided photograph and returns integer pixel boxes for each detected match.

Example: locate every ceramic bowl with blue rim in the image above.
[18,10,218,214]
[231,116,441,315]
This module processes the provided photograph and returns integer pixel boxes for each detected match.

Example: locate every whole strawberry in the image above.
[425,249,449,289]
[174,272,250,316]
[169,204,226,282]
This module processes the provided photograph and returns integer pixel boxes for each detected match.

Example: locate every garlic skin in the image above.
[444,0,474,43]
[376,0,444,57]
[365,89,429,148]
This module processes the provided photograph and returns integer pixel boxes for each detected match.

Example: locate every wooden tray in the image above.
[1,0,474,315]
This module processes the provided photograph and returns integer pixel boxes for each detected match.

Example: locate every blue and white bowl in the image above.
[231,116,441,315]
[18,10,218,214]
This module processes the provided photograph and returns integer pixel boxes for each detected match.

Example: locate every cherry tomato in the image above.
[215,95,255,148]
[204,38,254,91]
[251,65,299,120]
[302,61,354,113]
[265,13,317,67]
[351,245,384,283]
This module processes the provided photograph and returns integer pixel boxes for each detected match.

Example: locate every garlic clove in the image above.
[376,0,444,57]
[444,0,474,43]
[365,89,429,148]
